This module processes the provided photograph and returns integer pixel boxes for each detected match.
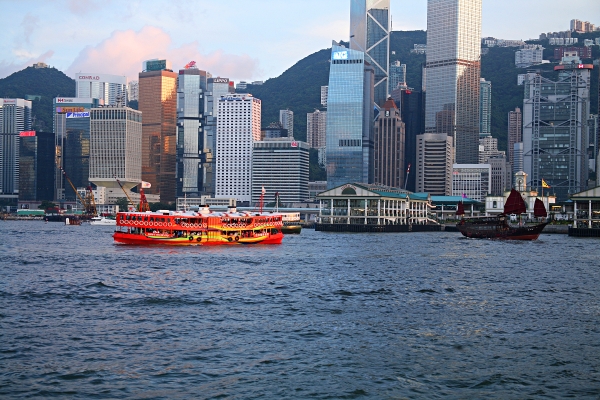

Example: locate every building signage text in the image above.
[66,112,90,118]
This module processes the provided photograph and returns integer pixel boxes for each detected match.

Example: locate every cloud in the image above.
[20,13,40,45]
[0,50,55,80]
[66,26,261,82]
[68,0,105,15]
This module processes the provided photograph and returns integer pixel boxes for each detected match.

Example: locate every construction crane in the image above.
[114,176,136,211]
[59,166,97,215]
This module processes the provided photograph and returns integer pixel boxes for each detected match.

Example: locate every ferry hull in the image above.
[113,231,284,246]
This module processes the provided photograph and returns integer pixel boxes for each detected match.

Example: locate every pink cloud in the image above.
[66,26,260,82]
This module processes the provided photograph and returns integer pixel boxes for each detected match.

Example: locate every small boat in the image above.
[279,212,302,234]
[113,205,284,246]
[90,216,116,226]
[456,189,548,240]
[65,217,81,226]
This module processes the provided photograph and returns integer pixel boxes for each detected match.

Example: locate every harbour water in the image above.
[1,221,599,398]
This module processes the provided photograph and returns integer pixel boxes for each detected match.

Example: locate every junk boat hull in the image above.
[112,207,284,246]
[457,214,548,240]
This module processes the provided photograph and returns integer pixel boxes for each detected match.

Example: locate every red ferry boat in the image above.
[113,206,284,246]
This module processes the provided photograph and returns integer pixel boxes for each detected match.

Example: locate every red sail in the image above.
[456,201,465,216]
[504,189,527,215]
[534,198,547,218]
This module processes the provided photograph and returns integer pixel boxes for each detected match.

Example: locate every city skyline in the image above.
[1,0,597,83]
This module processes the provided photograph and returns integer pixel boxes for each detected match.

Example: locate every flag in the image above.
[542,179,550,189]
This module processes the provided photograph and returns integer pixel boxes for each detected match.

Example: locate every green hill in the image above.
[0,66,75,132]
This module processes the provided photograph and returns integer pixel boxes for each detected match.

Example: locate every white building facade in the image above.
[452,163,491,201]
[215,94,261,203]
[415,133,453,195]
[279,109,294,139]
[75,73,128,106]
[307,109,327,149]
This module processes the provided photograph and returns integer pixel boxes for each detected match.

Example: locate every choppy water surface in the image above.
[1,221,599,398]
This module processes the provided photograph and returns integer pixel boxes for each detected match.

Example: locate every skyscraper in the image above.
[89,107,142,194]
[279,109,294,139]
[307,109,327,149]
[18,131,54,202]
[139,62,178,203]
[479,78,491,137]
[215,93,261,204]
[176,67,212,198]
[507,107,522,167]
[75,73,127,106]
[424,0,482,164]
[53,97,101,201]
[374,98,405,188]
[0,98,32,198]
[325,42,374,189]
[415,133,453,195]
[350,0,390,106]
[398,89,425,192]
[389,61,407,93]
[522,63,591,200]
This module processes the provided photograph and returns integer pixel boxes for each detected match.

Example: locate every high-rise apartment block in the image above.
[139,63,178,203]
[75,73,127,106]
[321,86,328,107]
[176,67,213,198]
[515,45,544,68]
[415,133,453,195]
[389,61,407,93]
[507,107,522,167]
[398,89,425,192]
[0,98,32,198]
[451,164,490,201]
[279,109,294,139]
[89,107,142,196]
[53,97,101,201]
[479,78,491,137]
[18,131,54,202]
[307,109,327,149]
[424,0,482,165]
[478,136,504,164]
[522,63,592,200]
[374,99,405,188]
[325,42,374,189]
[350,0,390,106]
[215,94,261,203]
[252,139,309,205]
[570,19,597,33]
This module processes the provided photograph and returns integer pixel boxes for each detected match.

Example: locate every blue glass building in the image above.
[325,42,374,189]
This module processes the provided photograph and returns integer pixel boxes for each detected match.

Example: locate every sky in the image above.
[0,0,598,84]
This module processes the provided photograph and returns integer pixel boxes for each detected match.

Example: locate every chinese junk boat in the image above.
[113,206,284,246]
[456,189,548,240]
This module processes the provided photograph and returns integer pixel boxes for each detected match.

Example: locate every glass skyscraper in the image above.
[0,98,32,198]
[176,68,212,197]
[325,42,374,189]
[424,0,482,164]
[350,0,390,107]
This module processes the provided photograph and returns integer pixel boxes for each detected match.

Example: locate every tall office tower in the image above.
[321,86,329,107]
[307,109,327,149]
[389,61,407,93]
[139,61,178,203]
[597,66,600,187]
[128,81,139,102]
[279,109,294,139]
[252,139,310,205]
[522,63,591,200]
[487,155,511,195]
[89,107,142,195]
[350,0,390,106]
[18,131,54,201]
[374,98,405,188]
[513,142,524,172]
[215,94,261,203]
[424,0,482,164]
[176,67,212,198]
[0,99,32,198]
[451,164,490,201]
[478,135,504,164]
[399,89,425,192]
[53,97,101,201]
[479,78,491,137]
[415,133,453,195]
[507,107,522,167]
[325,42,375,189]
[204,77,231,193]
[76,73,127,106]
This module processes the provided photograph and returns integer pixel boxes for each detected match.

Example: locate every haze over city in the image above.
[1,0,598,82]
